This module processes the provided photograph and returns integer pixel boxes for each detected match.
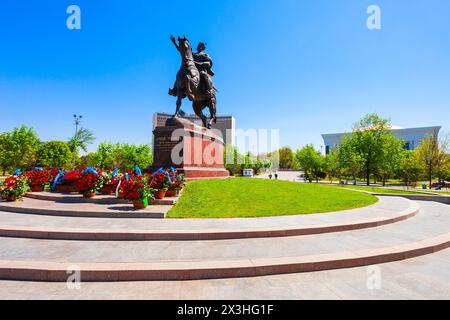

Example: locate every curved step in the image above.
[0,232,449,281]
[0,201,441,263]
[0,197,419,240]
[0,198,170,219]
[0,200,448,281]
[0,203,450,281]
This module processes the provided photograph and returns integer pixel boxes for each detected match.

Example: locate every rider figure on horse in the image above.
[193,42,215,98]
[169,36,215,100]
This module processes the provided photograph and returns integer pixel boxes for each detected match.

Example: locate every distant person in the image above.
[268,173,273,179]
[274,173,278,180]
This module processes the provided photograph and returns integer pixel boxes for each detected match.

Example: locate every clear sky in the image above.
[1,0,449,152]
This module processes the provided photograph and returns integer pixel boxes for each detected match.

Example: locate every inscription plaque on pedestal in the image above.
[153,117,229,179]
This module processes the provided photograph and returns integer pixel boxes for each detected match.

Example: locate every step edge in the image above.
[0,230,448,281]
[0,201,420,240]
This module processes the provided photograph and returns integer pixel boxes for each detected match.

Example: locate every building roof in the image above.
[322,126,442,138]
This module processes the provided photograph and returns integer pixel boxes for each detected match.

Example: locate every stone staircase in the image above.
[0,194,449,281]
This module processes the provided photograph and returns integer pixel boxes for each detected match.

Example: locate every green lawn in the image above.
[336,185,424,195]
[167,178,378,218]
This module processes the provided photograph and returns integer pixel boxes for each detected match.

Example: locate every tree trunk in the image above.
[429,164,432,189]
[366,160,370,186]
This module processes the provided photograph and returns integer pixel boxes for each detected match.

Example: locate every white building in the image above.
[322,126,441,154]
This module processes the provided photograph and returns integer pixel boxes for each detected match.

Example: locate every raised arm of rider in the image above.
[170,36,180,51]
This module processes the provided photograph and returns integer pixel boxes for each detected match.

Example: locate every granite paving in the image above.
[1,248,449,299]
[0,201,446,263]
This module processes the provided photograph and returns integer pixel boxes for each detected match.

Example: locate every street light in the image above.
[73,114,82,136]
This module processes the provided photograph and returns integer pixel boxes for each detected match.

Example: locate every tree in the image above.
[36,141,72,168]
[275,147,297,170]
[295,144,324,183]
[90,142,115,169]
[397,150,423,188]
[416,132,448,188]
[442,161,450,182]
[77,152,97,169]
[118,143,153,171]
[337,135,363,184]
[0,125,40,173]
[376,134,404,186]
[323,149,341,183]
[244,152,266,175]
[0,133,6,175]
[89,142,153,171]
[349,114,394,185]
[67,127,95,165]
[224,145,243,176]
[435,134,449,184]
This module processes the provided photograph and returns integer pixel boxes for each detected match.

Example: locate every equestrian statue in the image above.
[168,35,217,129]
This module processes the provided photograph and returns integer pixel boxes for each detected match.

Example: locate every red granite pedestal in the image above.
[153,117,229,180]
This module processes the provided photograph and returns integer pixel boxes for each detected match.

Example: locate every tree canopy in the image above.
[295,144,323,182]
[37,141,72,169]
[88,142,153,171]
[0,125,40,173]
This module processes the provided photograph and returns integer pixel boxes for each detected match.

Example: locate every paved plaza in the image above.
[1,248,449,300]
[0,195,449,296]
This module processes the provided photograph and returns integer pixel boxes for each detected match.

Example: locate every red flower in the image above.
[64,170,80,184]
[121,176,153,201]
[75,171,103,193]
[23,169,50,186]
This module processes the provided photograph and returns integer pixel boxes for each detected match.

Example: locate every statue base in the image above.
[153,116,229,180]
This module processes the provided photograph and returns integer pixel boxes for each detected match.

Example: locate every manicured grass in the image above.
[336,185,424,195]
[167,178,378,218]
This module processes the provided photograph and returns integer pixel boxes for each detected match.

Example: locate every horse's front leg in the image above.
[185,76,195,101]
[173,96,182,117]
[207,98,217,128]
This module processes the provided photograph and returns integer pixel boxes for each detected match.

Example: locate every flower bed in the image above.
[121,175,155,209]
[149,167,185,198]
[75,168,104,198]
[62,170,80,192]
[100,171,120,195]
[0,176,30,201]
[2,166,185,208]
[167,168,185,197]
[23,168,49,192]
[149,168,170,199]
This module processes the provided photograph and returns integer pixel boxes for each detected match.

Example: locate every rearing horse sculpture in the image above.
[169,35,217,129]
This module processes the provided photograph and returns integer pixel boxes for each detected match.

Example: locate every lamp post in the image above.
[73,114,82,137]
[72,115,82,167]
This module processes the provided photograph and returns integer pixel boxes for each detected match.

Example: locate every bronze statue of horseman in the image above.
[169,35,217,129]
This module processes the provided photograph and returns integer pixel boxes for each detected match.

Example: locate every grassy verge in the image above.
[167,178,378,218]
[422,190,450,195]
[335,185,425,195]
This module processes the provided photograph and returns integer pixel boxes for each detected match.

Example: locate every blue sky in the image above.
[1,0,449,152]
